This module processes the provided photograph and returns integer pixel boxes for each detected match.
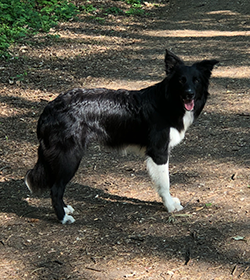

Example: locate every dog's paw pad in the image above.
[61,214,75,224]
[64,205,74,214]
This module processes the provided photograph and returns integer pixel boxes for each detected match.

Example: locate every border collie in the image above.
[25,50,218,224]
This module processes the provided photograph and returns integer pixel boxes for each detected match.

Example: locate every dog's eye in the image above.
[179,77,187,84]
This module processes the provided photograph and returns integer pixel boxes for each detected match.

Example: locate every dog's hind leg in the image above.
[147,157,183,212]
[50,150,82,224]
[51,181,76,224]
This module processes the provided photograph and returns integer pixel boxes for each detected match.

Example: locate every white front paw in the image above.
[172,197,184,211]
[64,205,75,214]
[164,197,183,212]
[61,214,75,224]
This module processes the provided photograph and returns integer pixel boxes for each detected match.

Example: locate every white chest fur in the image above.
[169,111,194,149]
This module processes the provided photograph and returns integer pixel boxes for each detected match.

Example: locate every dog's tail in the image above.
[25,147,51,195]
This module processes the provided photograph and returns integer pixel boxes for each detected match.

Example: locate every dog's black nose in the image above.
[185,89,195,100]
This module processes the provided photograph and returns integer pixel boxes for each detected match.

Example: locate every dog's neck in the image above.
[183,110,194,131]
[169,110,194,150]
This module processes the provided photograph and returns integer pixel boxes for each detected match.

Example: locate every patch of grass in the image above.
[125,0,142,4]
[105,7,124,15]
[11,71,28,82]
[84,0,148,21]
[45,34,61,40]
[0,0,155,57]
[0,0,79,58]
[124,0,145,16]
[92,16,105,23]
[205,203,213,208]
[80,4,97,14]
[125,6,144,16]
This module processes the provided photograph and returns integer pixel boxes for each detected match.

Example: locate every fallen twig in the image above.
[238,266,249,278]
[0,165,10,172]
[5,234,13,244]
[160,273,167,280]
[85,267,103,272]
[30,267,45,274]
[231,264,237,275]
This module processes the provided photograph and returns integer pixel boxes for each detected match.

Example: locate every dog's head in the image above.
[165,50,219,111]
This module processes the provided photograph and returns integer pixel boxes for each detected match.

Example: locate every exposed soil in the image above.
[0,0,250,279]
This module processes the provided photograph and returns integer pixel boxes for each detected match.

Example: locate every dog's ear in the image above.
[194,59,219,78]
[165,50,184,75]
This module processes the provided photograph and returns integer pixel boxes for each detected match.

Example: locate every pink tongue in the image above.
[184,99,194,111]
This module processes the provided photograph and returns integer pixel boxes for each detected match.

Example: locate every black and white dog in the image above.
[25,50,218,224]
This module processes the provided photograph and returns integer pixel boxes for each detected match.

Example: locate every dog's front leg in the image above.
[147,157,183,212]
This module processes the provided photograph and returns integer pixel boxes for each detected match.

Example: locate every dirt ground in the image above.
[0,0,250,279]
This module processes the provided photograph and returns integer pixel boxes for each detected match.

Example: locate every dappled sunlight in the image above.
[1,1,250,279]
[213,66,250,79]
[0,258,26,278]
[207,10,241,16]
[0,103,19,118]
[146,29,250,38]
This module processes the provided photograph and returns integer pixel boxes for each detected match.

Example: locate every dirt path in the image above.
[0,0,250,279]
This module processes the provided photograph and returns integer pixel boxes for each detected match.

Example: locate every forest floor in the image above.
[0,0,250,279]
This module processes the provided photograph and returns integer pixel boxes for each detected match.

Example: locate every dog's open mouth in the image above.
[184,99,195,111]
